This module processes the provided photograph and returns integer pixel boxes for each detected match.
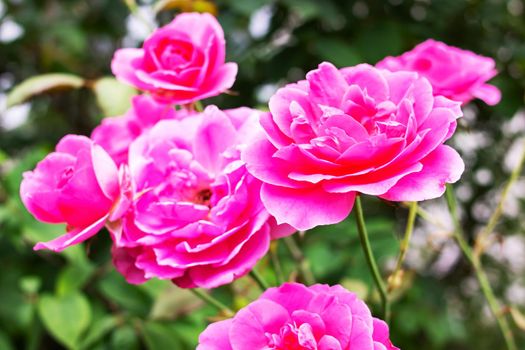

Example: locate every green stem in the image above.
[388,201,418,292]
[194,101,204,112]
[474,139,525,256]
[354,195,391,322]
[190,289,234,318]
[249,269,269,291]
[445,185,516,350]
[283,235,316,285]
[269,241,285,285]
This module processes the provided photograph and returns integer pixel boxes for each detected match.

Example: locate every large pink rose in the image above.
[198,282,399,350]
[377,39,501,105]
[110,106,294,288]
[111,12,237,104]
[91,95,191,165]
[243,62,464,230]
[20,135,128,252]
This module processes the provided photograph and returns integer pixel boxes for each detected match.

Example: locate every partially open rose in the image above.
[20,135,128,251]
[112,12,237,104]
[377,39,501,105]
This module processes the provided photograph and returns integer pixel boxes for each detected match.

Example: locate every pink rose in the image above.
[243,62,464,230]
[198,282,399,350]
[377,39,501,105]
[111,12,238,104]
[110,106,294,288]
[20,135,128,252]
[91,95,191,165]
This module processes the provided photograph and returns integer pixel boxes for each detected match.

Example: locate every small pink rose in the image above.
[111,12,238,104]
[243,62,464,230]
[198,282,399,350]
[377,39,501,105]
[20,135,127,252]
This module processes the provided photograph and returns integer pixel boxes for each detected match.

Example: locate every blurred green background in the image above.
[1,0,525,349]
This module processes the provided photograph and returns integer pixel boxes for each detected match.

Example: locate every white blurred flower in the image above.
[504,137,525,173]
[255,83,278,103]
[506,281,525,305]
[123,5,157,47]
[486,235,525,274]
[0,94,30,130]
[0,17,24,43]
[503,109,525,135]
[249,5,273,39]
[452,131,491,157]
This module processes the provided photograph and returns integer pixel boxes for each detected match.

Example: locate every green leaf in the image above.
[79,316,118,350]
[228,0,268,16]
[38,292,92,349]
[7,74,85,108]
[22,220,67,249]
[98,271,152,316]
[283,0,321,21]
[141,321,183,350]
[56,263,95,296]
[111,325,140,350]
[0,330,15,350]
[149,284,201,320]
[92,77,136,117]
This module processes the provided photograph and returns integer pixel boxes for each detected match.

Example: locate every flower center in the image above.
[57,166,74,188]
[266,323,318,350]
[194,188,212,207]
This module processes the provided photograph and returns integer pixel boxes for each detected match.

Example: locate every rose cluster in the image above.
[20,11,501,349]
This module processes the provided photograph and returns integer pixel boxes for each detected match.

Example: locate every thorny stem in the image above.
[190,289,235,318]
[388,201,418,292]
[474,139,525,257]
[249,269,269,291]
[354,195,391,322]
[445,185,516,350]
[283,235,316,285]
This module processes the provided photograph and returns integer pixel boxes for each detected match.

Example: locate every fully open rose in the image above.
[198,282,399,350]
[377,39,501,105]
[111,12,237,104]
[110,106,294,288]
[243,62,464,230]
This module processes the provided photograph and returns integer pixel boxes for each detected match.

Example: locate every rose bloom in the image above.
[110,106,293,288]
[112,12,237,104]
[376,39,501,105]
[198,282,399,350]
[91,95,192,165]
[243,62,464,230]
[20,135,129,252]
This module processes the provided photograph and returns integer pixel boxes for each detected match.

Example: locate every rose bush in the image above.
[243,62,464,230]
[20,135,128,251]
[198,282,399,350]
[110,106,294,288]
[376,39,501,105]
[111,12,237,104]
